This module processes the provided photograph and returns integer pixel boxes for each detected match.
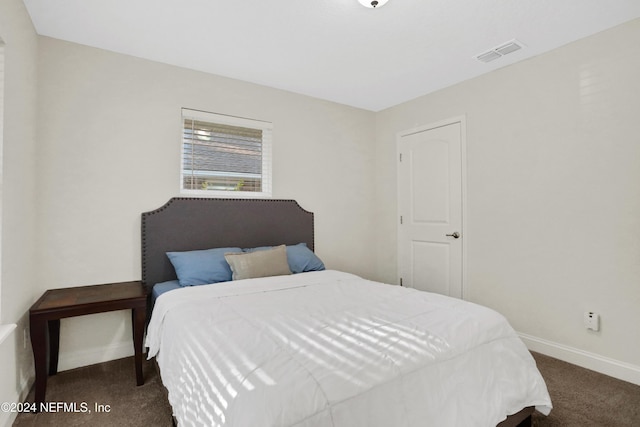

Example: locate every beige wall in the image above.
[0,0,39,425]
[36,37,377,369]
[375,19,640,377]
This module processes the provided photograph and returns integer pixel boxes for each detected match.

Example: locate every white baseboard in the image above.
[519,332,640,386]
[1,375,33,427]
[0,404,16,427]
[0,324,17,346]
[58,342,135,372]
[0,403,16,427]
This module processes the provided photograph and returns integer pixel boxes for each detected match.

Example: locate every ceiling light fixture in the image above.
[359,0,389,8]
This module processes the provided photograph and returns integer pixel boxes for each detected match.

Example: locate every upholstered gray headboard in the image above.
[141,197,315,291]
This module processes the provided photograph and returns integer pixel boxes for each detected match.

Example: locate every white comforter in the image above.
[146,270,551,427]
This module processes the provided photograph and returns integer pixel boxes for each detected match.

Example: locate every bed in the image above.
[143,197,551,427]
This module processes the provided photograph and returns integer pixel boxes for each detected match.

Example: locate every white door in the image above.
[398,119,464,298]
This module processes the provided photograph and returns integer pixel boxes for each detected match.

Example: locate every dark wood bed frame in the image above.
[141,197,533,427]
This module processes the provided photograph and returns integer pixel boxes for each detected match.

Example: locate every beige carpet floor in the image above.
[13,357,172,427]
[13,352,640,426]
[531,352,640,426]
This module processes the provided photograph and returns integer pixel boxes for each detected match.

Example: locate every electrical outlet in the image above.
[584,311,600,331]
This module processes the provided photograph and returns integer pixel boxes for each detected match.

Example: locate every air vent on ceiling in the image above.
[475,39,525,63]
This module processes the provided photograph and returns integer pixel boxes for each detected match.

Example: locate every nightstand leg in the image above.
[48,319,60,375]
[30,315,48,407]
[132,307,145,385]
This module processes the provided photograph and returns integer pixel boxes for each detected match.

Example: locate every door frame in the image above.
[396,115,468,299]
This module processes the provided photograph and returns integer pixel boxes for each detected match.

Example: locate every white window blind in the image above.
[181,108,272,198]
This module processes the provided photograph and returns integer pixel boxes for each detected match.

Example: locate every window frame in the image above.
[180,108,273,199]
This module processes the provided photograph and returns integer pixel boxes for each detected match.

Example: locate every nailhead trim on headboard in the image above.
[141,197,315,290]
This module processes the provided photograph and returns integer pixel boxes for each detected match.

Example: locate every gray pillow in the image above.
[224,245,292,280]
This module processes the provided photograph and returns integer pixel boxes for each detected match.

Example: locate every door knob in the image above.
[446,232,460,239]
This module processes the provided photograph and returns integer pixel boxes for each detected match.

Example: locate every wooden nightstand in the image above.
[29,281,147,406]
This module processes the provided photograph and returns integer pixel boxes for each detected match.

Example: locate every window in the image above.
[181,108,272,198]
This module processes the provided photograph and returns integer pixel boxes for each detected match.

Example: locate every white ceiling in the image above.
[23,0,640,111]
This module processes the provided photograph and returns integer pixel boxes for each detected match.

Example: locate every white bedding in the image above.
[146,270,551,427]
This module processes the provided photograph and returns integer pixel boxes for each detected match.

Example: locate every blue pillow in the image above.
[243,243,325,274]
[166,247,242,286]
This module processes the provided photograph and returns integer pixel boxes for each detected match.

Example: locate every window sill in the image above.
[180,190,273,199]
[0,323,17,346]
